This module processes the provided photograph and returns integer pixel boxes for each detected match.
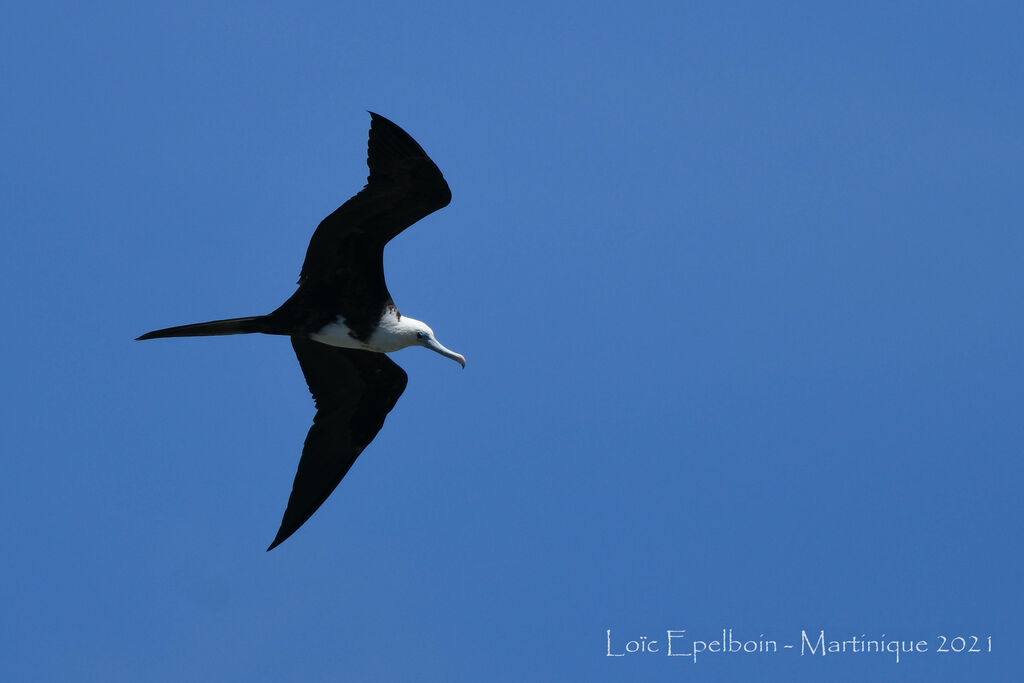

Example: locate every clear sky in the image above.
[2,1,1021,681]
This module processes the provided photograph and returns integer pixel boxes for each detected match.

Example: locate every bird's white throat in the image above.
[310,309,465,367]
[311,310,421,353]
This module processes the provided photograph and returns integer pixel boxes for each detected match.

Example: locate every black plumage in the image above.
[269,339,408,551]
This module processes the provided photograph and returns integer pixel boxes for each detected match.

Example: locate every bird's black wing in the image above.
[267,338,408,550]
[297,112,452,290]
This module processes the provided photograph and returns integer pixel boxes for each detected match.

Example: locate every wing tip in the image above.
[363,113,450,211]
[266,528,290,552]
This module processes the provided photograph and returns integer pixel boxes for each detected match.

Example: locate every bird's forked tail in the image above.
[136,316,269,341]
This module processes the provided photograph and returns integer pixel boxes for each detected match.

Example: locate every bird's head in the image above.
[406,318,465,368]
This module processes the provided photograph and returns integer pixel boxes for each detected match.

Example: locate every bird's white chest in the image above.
[310,311,412,353]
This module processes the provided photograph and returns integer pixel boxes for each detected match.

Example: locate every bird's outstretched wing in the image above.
[267,338,408,550]
[297,112,452,288]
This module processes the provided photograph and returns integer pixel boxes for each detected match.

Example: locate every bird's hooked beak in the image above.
[422,337,466,368]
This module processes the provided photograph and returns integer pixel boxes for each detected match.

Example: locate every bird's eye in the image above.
[416,332,427,340]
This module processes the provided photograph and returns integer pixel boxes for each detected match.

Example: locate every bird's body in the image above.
[138,113,463,550]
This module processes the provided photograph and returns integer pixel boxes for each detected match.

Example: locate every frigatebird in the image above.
[137,113,463,550]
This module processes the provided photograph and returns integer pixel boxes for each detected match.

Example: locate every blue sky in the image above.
[3,1,1021,681]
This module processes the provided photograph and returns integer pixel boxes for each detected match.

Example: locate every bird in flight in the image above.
[138,113,463,550]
